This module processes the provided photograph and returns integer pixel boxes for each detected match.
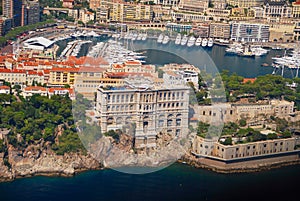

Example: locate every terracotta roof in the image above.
[24,61,39,66]
[50,68,79,73]
[0,85,10,90]
[112,64,124,69]
[243,78,256,84]
[124,60,141,65]
[0,69,26,73]
[48,88,74,95]
[24,86,47,92]
[43,70,50,74]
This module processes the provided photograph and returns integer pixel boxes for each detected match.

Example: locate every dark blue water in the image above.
[1,163,300,201]
[132,39,284,77]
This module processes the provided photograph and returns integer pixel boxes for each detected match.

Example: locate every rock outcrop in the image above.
[0,143,102,182]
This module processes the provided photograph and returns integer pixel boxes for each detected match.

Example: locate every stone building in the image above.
[195,100,294,125]
[96,76,190,148]
[228,0,264,8]
[263,0,292,18]
[178,0,209,13]
[209,22,231,39]
[193,135,296,160]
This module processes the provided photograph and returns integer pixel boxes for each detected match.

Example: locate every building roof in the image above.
[0,69,26,73]
[264,0,287,6]
[24,86,47,92]
[243,78,256,84]
[50,67,79,73]
[23,37,54,48]
[0,85,10,90]
[124,60,142,65]
[48,88,74,95]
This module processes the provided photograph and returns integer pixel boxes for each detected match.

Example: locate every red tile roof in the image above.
[243,78,256,84]
[124,60,142,65]
[0,85,10,90]
[0,69,26,73]
[48,88,74,95]
[24,86,47,92]
[50,68,79,73]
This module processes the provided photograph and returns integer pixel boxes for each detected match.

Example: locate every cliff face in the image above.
[0,143,102,182]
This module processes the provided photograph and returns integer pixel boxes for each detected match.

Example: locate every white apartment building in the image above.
[230,22,270,42]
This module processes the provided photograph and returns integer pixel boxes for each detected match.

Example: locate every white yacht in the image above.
[157,33,164,43]
[201,38,208,47]
[207,38,214,47]
[162,35,170,44]
[187,36,196,47]
[250,45,269,57]
[175,34,181,45]
[195,37,202,46]
[141,33,147,41]
[225,43,243,55]
[131,33,138,41]
[180,35,188,46]
[137,33,143,41]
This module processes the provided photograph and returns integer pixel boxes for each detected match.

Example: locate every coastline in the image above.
[181,152,300,174]
[1,151,300,183]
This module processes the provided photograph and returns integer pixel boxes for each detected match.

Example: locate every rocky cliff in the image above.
[0,143,102,182]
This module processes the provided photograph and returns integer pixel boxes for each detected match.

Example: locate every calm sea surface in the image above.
[1,37,299,201]
[1,163,300,201]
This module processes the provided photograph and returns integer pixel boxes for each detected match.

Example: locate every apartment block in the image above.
[209,22,231,39]
[230,22,270,42]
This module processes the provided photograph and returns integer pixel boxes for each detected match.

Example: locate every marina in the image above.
[53,32,287,78]
[271,48,300,77]
[88,39,146,64]
[225,43,269,57]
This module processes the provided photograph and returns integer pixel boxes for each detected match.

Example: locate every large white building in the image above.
[96,76,190,149]
[230,22,270,42]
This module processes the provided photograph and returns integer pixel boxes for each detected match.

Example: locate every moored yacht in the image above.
[180,35,188,46]
[162,35,170,44]
[201,38,208,47]
[207,38,214,47]
[157,33,164,43]
[187,36,196,47]
[137,33,143,41]
[175,33,181,45]
[195,37,202,46]
[141,33,147,41]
